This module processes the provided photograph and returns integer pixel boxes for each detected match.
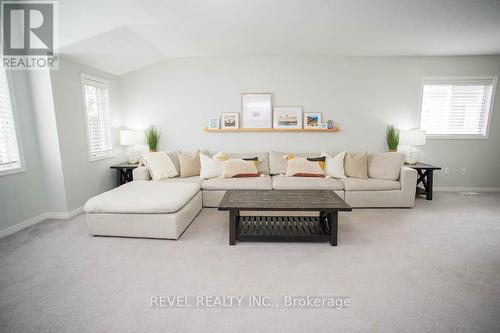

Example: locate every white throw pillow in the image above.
[199,152,227,179]
[142,152,179,180]
[321,151,346,179]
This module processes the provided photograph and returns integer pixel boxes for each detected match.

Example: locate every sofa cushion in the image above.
[222,159,259,178]
[201,175,273,190]
[368,152,405,180]
[177,150,201,177]
[226,152,269,174]
[340,178,401,191]
[321,151,346,178]
[285,156,326,177]
[272,175,344,190]
[84,181,200,214]
[142,152,179,180]
[269,151,320,175]
[199,152,224,179]
[344,153,368,179]
[163,176,204,185]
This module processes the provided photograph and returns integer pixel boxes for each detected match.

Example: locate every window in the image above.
[81,74,113,161]
[0,68,23,175]
[419,77,496,139]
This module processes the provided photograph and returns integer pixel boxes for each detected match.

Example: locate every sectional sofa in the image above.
[84,151,417,239]
[132,151,418,208]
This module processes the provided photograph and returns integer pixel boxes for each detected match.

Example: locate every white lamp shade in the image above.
[120,130,145,146]
[399,129,426,146]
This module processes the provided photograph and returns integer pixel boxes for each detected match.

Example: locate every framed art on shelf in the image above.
[208,117,220,129]
[304,112,322,129]
[273,106,302,129]
[221,113,239,129]
[241,93,272,128]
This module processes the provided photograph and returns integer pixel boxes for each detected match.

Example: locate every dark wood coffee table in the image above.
[218,190,352,246]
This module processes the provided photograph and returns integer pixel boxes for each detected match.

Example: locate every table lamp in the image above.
[399,129,426,164]
[120,129,145,164]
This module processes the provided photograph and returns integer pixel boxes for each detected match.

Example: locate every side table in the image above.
[406,162,441,200]
[110,162,139,186]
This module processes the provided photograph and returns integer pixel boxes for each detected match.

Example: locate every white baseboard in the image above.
[0,206,84,240]
[434,187,500,192]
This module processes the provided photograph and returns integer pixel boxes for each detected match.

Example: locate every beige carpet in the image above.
[1,193,499,332]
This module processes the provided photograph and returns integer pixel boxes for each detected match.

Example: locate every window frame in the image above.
[0,70,25,177]
[417,76,497,140]
[81,73,114,162]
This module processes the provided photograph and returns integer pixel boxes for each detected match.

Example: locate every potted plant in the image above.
[385,125,399,152]
[145,125,160,152]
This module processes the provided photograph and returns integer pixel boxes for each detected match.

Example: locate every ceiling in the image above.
[58,0,500,76]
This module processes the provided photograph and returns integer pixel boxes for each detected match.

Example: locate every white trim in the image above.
[417,75,498,140]
[434,187,500,192]
[0,207,84,239]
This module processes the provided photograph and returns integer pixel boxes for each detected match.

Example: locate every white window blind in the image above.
[81,74,113,160]
[0,68,22,174]
[419,77,496,138]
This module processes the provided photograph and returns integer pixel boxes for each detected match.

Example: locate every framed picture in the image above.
[304,112,322,129]
[319,123,328,129]
[273,106,302,129]
[221,112,239,129]
[208,117,220,129]
[241,93,272,128]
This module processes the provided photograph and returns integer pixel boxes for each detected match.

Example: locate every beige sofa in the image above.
[133,151,418,208]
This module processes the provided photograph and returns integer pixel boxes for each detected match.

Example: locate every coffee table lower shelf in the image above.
[236,216,331,243]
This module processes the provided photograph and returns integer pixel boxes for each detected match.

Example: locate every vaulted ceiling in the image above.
[58,0,500,75]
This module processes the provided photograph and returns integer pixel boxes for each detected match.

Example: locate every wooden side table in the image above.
[110,162,139,186]
[406,162,441,200]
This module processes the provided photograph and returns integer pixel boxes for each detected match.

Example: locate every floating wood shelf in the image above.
[204,128,340,133]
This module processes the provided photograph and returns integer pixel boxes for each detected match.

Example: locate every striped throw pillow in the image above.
[222,158,259,178]
[285,156,326,177]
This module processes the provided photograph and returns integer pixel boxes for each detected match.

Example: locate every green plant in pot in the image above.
[385,125,399,152]
[145,125,160,152]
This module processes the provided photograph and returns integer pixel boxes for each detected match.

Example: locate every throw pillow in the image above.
[222,159,259,178]
[142,152,179,180]
[285,156,326,178]
[199,152,228,179]
[321,151,346,179]
[368,152,405,180]
[344,153,368,178]
[177,150,201,178]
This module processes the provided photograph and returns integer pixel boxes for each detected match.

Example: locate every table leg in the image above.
[116,170,122,187]
[329,211,338,246]
[229,210,237,245]
[426,170,434,200]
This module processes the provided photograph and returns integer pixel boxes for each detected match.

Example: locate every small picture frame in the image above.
[221,113,239,129]
[304,112,322,129]
[273,106,303,129]
[208,117,220,129]
[319,123,328,129]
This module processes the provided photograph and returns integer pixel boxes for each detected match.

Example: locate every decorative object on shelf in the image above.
[241,93,272,128]
[221,113,239,129]
[327,120,334,129]
[120,129,145,164]
[303,112,322,129]
[399,129,426,164]
[273,106,302,129]
[208,117,220,129]
[385,125,400,152]
[319,123,328,129]
[145,125,160,152]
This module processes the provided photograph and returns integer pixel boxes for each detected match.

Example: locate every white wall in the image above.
[119,55,500,188]
[50,58,125,211]
[0,72,49,232]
